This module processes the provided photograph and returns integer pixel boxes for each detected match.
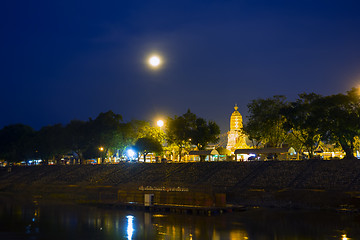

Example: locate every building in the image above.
[234,147,296,161]
[226,104,248,153]
[188,149,220,161]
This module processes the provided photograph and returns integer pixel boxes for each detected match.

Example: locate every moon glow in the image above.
[149,56,161,67]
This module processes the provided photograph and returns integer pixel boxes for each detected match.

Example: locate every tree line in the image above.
[0,110,220,164]
[1,88,359,163]
[244,88,360,159]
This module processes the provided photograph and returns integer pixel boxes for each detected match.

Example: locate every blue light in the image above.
[126,215,134,240]
[127,149,136,159]
[126,148,136,160]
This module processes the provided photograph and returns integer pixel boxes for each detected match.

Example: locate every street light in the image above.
[157,120,164,129]
[127,149,136,161]
[157,119,166,161]
[99,147,104,164]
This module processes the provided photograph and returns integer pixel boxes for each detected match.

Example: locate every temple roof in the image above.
[234,148,291,154]
[189,150,219,155]
[231,104,241,116]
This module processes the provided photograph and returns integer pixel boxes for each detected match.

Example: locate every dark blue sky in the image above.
[1,0,360,132]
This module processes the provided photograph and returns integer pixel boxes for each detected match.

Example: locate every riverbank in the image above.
[1,160,360,212]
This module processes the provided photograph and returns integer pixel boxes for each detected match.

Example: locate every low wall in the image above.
[1,160,360,210]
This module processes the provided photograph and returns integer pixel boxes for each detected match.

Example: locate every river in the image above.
[0,197,360,240]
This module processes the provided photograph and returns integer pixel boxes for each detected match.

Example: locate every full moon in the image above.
[148,55,161,67]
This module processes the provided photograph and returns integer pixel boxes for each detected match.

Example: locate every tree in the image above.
[166,109,220,161]
[134,137,163,162]
[89,111,125,163]
[166,113,192,161]
[281,93,323,158]
[34,124,68,165]
[0,124,35,163]
[354,136,360,157]
[65,120,90,164]
[127,120,165,145]
[317,88,360,159]
[244,95,288,148]
[192,118,220,150]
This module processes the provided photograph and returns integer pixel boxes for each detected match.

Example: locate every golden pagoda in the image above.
[226,104,248,153]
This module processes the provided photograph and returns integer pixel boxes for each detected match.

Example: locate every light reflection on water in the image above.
[0,198,360,239]
[342,234,350,240]
[126,215,134,240]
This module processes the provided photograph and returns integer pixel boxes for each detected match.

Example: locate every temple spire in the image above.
[227,105,248,153]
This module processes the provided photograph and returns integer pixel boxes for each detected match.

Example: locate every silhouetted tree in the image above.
[281,93,323,158]
[134,137,163,162]
[0,124,35,163]
[166,109,220,161]
[191,117,220,161]
[317,88,360,159]
[88,111,124,163]
[65,120,90,164]
[34,124,68,164]
[166,112,192,161]
[244,96,288,148]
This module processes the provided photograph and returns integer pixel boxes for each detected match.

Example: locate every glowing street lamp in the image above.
[99,147,104,164]
[127,149,136,161]
[157,119,164,128]
[157,119,166,160]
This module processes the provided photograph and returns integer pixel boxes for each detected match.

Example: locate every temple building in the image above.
[226,104,248,153]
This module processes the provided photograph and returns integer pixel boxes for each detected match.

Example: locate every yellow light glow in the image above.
[342,234,349,240]
[149,55,161,67]
[99,147,104,151]
[157,120,164,128]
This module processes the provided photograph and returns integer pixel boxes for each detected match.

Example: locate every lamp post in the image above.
[99,147,104,164]
[157,119,165,161]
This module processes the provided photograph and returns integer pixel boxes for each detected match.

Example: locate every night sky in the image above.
[1,0,360,133]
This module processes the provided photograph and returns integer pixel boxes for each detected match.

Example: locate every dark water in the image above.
[1,197,360,240]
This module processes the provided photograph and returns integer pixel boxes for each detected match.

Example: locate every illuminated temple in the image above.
[226,104,248,153]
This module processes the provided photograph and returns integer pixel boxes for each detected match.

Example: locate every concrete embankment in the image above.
[1,160,360,211]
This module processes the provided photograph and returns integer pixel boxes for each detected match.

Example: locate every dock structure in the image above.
[112,202,246,215]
